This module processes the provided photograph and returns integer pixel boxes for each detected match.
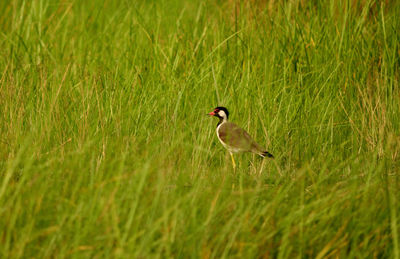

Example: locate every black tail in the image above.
[261,151,274,158]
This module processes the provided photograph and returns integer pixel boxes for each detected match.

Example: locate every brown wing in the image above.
[218,122,264,153]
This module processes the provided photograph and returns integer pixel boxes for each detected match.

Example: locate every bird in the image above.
[208,106,273,168]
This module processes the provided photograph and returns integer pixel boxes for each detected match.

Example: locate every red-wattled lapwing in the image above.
[208,107,273,168]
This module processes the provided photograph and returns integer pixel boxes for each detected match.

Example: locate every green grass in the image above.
[0,0,399,257]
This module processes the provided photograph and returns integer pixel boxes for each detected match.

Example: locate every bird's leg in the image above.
[230,152,236,169]
[258,159,265,176]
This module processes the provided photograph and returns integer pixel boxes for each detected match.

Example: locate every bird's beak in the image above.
[207,111,216,116]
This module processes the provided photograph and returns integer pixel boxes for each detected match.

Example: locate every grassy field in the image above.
[0,0,399,257]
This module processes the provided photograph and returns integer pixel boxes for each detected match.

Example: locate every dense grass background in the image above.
[0,0,399,257]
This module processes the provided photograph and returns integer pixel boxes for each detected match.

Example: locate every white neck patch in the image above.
[218,110,227,120]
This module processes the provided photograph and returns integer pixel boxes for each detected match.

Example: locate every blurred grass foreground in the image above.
[0,0,399,258]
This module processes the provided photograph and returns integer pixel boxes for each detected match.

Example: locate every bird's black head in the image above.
[208,106,229,120]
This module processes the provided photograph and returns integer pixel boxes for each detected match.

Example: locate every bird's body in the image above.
[208,107,273,168]
[216,121,262,155]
